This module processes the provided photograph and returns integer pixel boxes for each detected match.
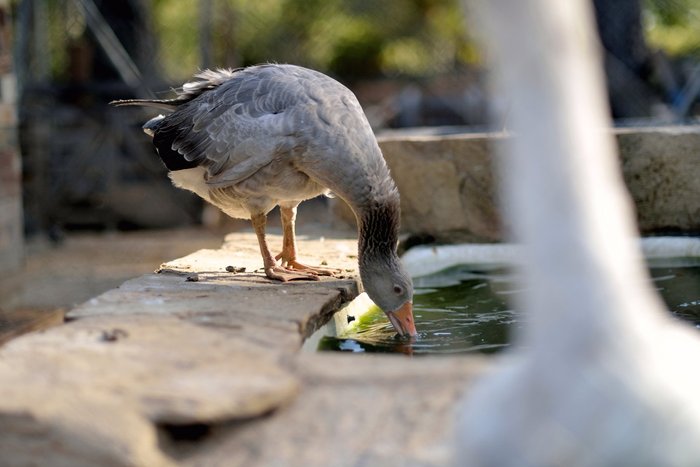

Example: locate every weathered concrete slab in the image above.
[333,127,700,242]
[617,127,700,232]
[67,232,360,351]
[180,353,489,467]
[0,395,172,467]
[0,314,298,467]
[68,272,356,352]
[381,132,502,242]
[163,231,360,276]
[3,231,487,466]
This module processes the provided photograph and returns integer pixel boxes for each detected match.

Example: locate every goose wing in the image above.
[152,65,323,186]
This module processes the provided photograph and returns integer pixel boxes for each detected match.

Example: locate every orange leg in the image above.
[251,213,318,282]
[274,206,338,276]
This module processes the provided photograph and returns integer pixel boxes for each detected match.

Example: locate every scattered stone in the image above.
[225,265,246,273]
[100,328,128,342]
[156,267,191,276]
[185,274,199,282]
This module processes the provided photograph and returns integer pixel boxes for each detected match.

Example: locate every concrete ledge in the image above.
[333,126,700,242]
[617,127,700,232]
[1,231,487,466]
[67,232,361,350]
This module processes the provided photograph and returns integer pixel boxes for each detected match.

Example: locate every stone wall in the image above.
[617,127,700,234]
[380,133,502,243]
[332,127,700,243]
[0,0,21,274]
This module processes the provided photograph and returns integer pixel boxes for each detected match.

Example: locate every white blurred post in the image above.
[455,0,700,465]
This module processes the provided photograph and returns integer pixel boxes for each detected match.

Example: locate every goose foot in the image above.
[275,255,339,277]
[275,205,341,278]
[265,265,321,282]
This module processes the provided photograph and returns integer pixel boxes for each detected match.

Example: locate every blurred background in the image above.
[11,0,700,237]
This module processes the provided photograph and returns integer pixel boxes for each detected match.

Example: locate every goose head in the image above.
[360,254,415,337]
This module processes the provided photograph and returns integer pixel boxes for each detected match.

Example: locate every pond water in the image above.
[317,258,700,355]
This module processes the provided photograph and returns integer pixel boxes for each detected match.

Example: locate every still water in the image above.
[317,258,700,355]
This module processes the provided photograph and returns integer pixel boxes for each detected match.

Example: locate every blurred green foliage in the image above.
[151,0,700,83]
[151,0,477,81]
[34,0,700,84]
[644,0,700,57]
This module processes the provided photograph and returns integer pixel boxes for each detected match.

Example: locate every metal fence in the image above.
[17,0,198,235]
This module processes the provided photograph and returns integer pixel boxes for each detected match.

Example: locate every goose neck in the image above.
[357,199,401,263]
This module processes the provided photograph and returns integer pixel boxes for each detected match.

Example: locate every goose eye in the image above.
[393,285,403,295]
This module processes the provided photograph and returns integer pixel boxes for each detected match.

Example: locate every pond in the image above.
[315,258,700,355]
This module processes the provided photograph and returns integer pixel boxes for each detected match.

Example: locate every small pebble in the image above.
[100,328,128,342]
[186,274,199,282]
[226,265,246,273]
[320,260,328,265]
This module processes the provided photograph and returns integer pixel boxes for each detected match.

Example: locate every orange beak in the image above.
[387,301,417,337]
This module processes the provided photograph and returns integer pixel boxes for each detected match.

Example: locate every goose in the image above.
[456,0,700,465]
[111,64,416,337]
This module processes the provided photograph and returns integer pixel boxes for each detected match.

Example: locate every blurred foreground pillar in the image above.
[0,0,22,274]
[456,0,700,465]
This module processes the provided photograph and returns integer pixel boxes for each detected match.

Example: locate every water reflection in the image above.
[318,265,519,355]
[318,260,700,355]
[648,258,700,327]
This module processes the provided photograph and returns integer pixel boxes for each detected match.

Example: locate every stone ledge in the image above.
[67,231,361,349]
[1,230,488,466]
[184,353,489,467]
